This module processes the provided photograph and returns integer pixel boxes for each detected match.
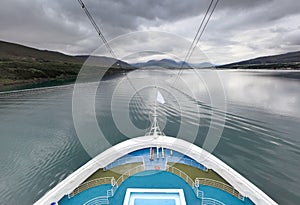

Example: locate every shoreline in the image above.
[0,70,128,93]
[1,69,300,93]
[0,77,76,92]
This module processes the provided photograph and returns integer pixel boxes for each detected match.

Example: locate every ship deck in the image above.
[35,135,277,205]
[58,148,254,205]
[59,170,254,205]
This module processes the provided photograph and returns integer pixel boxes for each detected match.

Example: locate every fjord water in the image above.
[0,70,300,205]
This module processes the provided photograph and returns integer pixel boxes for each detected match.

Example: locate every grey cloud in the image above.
[284,29,300,45]
[212,1,300,32]
[0,0,299,64]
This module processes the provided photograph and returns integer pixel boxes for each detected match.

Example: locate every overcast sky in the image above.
[0,0,299,64]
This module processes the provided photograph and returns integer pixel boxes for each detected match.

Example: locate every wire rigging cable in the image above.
[170,0,219,95]
[77,0,149,107]
[77,0,116,59]
[181,0,215,68]
[188,0,219,62]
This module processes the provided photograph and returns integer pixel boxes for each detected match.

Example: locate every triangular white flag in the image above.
[157,90,165,104]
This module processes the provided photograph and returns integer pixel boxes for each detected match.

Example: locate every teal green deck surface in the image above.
[199,185,255,205]
[58,184,112,205]
[59,170,254,205]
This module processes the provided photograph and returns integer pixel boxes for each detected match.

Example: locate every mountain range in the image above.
[0,40,299,90]
[132,51,300,70]
[132,59,213,69]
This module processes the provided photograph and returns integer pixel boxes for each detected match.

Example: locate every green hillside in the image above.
[218,51,300,69]
[0,40,134,91]
[0,40,82,63]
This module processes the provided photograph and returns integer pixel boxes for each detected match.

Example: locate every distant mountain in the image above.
[219,51,300,69]
[0,40,134,90]
[132,58,214,69]
[190,62,215,68]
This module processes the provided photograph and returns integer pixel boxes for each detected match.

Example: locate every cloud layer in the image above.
[0,0,299,64]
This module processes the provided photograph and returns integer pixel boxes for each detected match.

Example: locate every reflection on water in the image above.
[0,70,299,204]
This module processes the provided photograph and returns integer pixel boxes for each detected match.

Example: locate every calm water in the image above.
[0,70,300,204]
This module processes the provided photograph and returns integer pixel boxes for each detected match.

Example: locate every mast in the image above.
[146,87,165,138]
[153,91,158,137]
